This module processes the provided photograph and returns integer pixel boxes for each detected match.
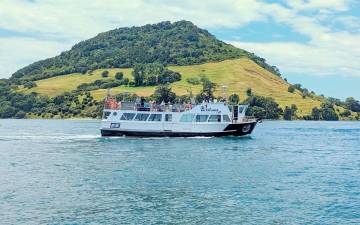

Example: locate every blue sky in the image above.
[0,0,359,100]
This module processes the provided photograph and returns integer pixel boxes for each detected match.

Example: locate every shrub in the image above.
[244,95,282,119]
[283,106,292,120]
[340,110,351,117]
[122,78,129,86]
[151,85,176,103]
[228,93,239,104]
[132,63,181,86]
[24,81,37,89]
[101,71,109,78]
[186,77,200,85]
[246,88,252,96]
[345,97,360,112]
[321,107,339,121]
[283,104,297,120]
[311,107,321,120]
[302,89,309,99]
[115,72,124,80]
[288,85,295,93]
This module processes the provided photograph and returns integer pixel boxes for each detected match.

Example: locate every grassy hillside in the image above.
[22,58,322,116]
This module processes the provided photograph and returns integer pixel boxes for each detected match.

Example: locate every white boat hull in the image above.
[100,102,258,137]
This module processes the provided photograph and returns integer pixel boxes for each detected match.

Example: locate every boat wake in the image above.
[0,134,101,141]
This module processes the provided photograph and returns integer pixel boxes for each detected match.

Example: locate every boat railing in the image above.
[106,101,193,112]
[233,116,257,123]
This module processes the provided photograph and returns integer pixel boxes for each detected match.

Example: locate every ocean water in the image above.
[0,120,359,225]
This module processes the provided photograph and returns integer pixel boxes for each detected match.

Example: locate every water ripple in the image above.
[0,120,359,224]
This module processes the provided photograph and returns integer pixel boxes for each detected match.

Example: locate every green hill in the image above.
[11,20,280,82]
[2,21,359,120]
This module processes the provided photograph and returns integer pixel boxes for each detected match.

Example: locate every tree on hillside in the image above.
[320,102,339,121]
[293,84,303,91]
[244,95,283,119]
[311,107,321,120]
[115,72,124,80]
[288,85,295,93]
[115,93,139,102]
[24,81,37,89]
[196,75,216,102]
[340,110,351,117]
[228,93,240,104]
[101,71,109,78]
[186,77,200,85]
[246,88,252,96]
[283,106,292,120]
[0,104,17,118]
[345,97,360,112]
[122,78,129,86]
[247,106,266,119]
[302,89,309,99]
[176,95,191,104]
[291,104,298,114]
[151,85,176,103]
[132,64,145,86]
[321,107,339,121]
[283,104,298,120]
[15,111,26,119]
[327,97,345,107]
[132,63,181,86]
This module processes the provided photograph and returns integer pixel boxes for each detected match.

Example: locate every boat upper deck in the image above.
[104,97,228,113]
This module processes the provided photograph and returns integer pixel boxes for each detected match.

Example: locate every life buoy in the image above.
[242,124,251,133]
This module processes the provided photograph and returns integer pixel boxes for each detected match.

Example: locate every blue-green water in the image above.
[0,120,359,224]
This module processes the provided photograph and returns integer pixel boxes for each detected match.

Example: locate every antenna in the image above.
[106,88,112,99]
[221,84,228,102]
[186,87,195,104]
[186,87,193,98]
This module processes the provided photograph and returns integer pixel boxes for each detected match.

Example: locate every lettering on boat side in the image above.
[200,106,221,113]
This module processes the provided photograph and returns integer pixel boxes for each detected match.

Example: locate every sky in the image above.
[0,0,359,100]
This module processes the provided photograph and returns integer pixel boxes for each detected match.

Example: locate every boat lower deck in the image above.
[101,121,257,137]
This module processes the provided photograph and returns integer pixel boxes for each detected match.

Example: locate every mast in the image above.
[106,88,112,100]
[221,84,228,102]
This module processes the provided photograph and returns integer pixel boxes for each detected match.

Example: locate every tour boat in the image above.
[100,96,259,137]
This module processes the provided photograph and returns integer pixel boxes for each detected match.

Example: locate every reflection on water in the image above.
[0,119,359,224]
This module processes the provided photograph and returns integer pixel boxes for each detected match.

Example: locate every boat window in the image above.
[112,112,117,116]
[195,115,209,122]
[134,113,150,121]
[165,114,172,122]
[148,114,162,121]
[223,115,231,122]
[180,114,195,122]
[120,113,135,120]
[110,123,120,128]
[103,111,111,119]
[208,115,221,122]
[239,106,245,114]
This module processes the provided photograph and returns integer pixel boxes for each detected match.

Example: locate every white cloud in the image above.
[286,0,351,11]
[229,40,360,77]
[0,37,71,78]
[0,0,273,78]
[0,0,269,40]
